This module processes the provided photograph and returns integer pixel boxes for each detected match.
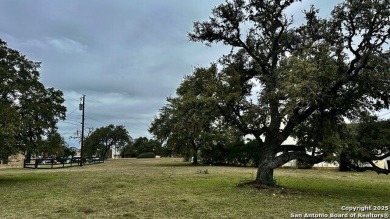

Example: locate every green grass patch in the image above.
[0,158,389,218]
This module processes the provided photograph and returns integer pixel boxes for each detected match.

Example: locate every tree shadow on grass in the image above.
[0,175,54,186]
[156,162,217,168]
[237,180,305,196]
[237,177,390,201]
[290,181,390,200]
[156,162,194,167]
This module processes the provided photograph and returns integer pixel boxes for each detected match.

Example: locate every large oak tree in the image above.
[188,0,390,186]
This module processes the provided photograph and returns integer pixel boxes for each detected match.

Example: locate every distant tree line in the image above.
[82,124,170,159]
[120,136,171,158]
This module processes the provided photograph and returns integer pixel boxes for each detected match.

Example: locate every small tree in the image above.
[84,124,131,159]
[133,137,151,154]
[120,137,165,158]
[40,128,67,157]
[120,140,136,158]
[149,67,220,164]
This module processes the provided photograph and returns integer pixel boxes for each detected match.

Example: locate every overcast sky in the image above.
[3,0,381,148]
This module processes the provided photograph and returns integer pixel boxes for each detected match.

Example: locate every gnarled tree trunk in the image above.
[255,159,275,186]
[254,145,278,186]
[339,151,351,172]
[254,143,318,186]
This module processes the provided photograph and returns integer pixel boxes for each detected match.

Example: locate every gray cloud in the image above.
[0,0,346,147]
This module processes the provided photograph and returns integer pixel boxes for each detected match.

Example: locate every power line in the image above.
[85,115,106,125]
[66,107,80,117]
[86,96,101,103]
[61,127,80,136]
[64,118,81,123]
[61,120,81,126]
[66,96,81,102]
[379,111,390,117]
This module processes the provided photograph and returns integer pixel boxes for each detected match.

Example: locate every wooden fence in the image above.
[23,157,104,169]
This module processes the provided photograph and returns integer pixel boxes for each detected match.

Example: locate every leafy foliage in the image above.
[136,152,156,159]
[84,124,131,159]
[39,128,68,157]
[149,66,222,164]
[202,139,262,167]
[0,38,66,160]
[120,136,166,158]
[187,0,390,185]
[340,116,390,173]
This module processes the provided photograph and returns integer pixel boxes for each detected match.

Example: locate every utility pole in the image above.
[79,95,86,166]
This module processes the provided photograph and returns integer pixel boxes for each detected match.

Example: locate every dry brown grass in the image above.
[0,158,389,218]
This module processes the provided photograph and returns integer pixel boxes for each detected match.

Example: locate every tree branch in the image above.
[272,151,326,169]
[278,144,306,152]
[348,160,390,175]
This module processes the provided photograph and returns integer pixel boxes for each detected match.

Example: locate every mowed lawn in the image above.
[0,158,389,219]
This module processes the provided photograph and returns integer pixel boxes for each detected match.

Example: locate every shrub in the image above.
[136,152,156,159]
[202,139,262,167]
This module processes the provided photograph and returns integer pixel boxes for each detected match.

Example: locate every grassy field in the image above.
[0,158,389,219]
